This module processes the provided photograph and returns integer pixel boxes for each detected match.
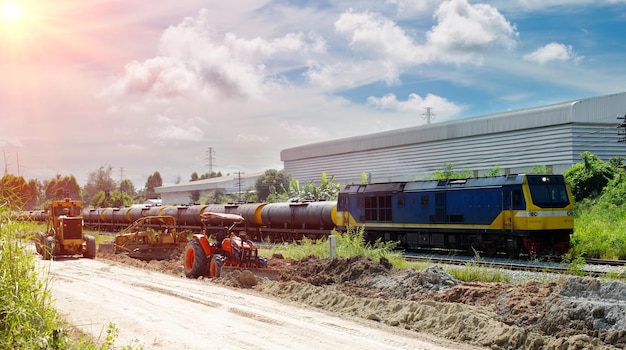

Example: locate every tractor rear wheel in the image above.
[35,232,45,255]
[42,236,54,260]
[209,254,225,278]
[184,239,207,278]
[84,235,96,259]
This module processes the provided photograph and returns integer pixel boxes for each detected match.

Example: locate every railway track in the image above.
[403,253,626,279]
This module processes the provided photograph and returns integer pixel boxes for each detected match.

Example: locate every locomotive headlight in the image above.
[567,210,574,216]
[530,212,538,217]
[541,176,549,182]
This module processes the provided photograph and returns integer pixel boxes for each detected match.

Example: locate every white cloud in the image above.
[105,9,326,101]
[235,133,271,143]
[117,143,146,151]
[329,1,518,85]
[523,42,583,65]
[386,0,442,18]
[278,120,326,140]
[148,124,204,142]
[427,0,517,62]
[334,10,423,63]
[367,92,466,121]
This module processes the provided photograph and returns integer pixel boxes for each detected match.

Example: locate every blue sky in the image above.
[1,0,625,187]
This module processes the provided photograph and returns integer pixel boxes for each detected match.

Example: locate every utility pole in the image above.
[236,171,242,202]
[3,151,9,175]
[422,107,436,125]
[618,115,626,143]
[16,152,20,176]
[205,147,215,175]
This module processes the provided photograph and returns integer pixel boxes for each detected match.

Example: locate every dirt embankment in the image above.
[102,253,626,350]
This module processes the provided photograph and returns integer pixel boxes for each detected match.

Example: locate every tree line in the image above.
[0,165,164,210]
[2,152,621,210]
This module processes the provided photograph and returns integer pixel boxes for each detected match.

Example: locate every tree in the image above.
[433,163,473,180]
[287,172,341,201]
[43,174,81,201]
[530,164,549,174]
[119,179,136,197]
[484,166,501,177]
[25,179,42,210]
[145,171,163,199]
[190,172,199,182]
[199,171,222,180]
[83,165,116,204]
[190,190,200,203]
[564,151,614,200]
[360,172,370,184]
[200,189,228,204]
[91,189,133,207]
[0,174,30,209]
[255,169,291,202]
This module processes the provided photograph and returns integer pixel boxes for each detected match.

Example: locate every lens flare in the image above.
[2,2,22,23]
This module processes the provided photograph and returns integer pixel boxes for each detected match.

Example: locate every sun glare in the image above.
[2,2,22,23]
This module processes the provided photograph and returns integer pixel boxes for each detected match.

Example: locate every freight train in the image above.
[21,173,574,257]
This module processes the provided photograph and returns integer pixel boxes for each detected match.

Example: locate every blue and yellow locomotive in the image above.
[336,174,574,257]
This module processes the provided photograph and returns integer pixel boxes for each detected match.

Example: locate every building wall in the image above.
[155,173,261,205]
[281,93,626,185]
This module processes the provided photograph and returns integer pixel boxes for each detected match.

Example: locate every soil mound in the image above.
[99,252,626,349]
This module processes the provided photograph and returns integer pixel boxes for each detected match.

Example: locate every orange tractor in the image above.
[183,212,276,279]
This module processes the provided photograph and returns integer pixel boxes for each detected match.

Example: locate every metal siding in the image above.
[285,124,579,184]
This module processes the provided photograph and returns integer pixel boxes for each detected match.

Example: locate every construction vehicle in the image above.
[103,215,189,260]
[183,212,278,280]
[35,198,96,260]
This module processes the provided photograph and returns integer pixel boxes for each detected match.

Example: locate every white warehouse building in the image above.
[281,92,626,185]
[155,172,262,205]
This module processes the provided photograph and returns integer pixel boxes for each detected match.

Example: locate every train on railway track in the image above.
[21,173,574,257]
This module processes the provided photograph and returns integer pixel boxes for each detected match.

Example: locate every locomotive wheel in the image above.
[83,235,96,259]
[184,239,207,278]
[209,254,225,278]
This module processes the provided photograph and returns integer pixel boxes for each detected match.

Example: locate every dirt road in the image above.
[40,257,478,350]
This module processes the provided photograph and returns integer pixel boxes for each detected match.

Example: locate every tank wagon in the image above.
[81,201,338,242]
[336,174,574,257]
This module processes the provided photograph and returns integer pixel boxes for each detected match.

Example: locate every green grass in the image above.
[0,208,141,349]
[444,262,511,283]
[0,211,60,349]
[570,199,626,260]
[261,226,511,283]
[260,226,406,266]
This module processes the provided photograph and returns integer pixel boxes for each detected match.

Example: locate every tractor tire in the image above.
[83,235,96,259]
[184,239,207,278]
[42,236,55,260]
[35,232,45,255]
[209,254,225,278]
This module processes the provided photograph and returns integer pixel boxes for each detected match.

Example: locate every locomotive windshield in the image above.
[526,175,570,208]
